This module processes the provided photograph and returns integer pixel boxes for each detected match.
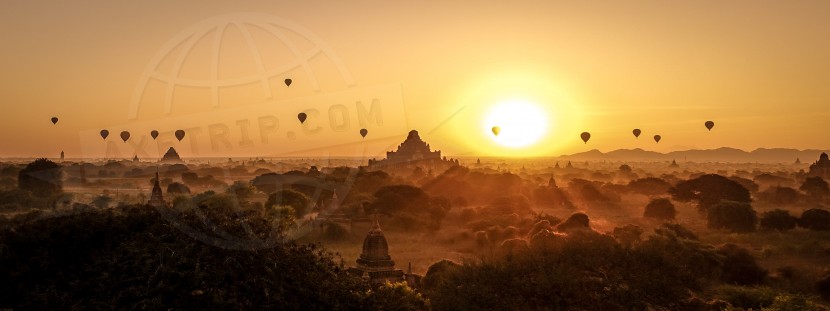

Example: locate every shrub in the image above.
[0,205,418,309]
[718,243,767,285]
[800,176,830,200]
[799,208,830,231]
[707,201,757,233]
[818,269,830,301]
[759,209,798,231]
[18,158,62,197]
[166,182,191,195]
[612,224,643,247]
[266,189,312,217]
[643,198,676,221]
[323,222,348,241]
[762,294,824,311]
[555,212,590,233]
[715,285,776,309]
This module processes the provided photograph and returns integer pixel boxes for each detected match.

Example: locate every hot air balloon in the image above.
[633,129,641,138]
[653,135,662,143]
[360,128,368,138]
[120,131,130,142]
[150,130,159,140]
[284,78,292,87]
[175,130,185,141]
[51,117,58,124]
[297,113,307,124]
[580,132,591,144]
[705,121,715,131]
[100,130,109,140]
[491,126,501,136]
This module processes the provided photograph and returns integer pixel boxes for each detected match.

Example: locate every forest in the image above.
[1,156,829,310]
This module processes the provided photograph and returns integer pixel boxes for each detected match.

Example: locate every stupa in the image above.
[148,172,166,208]
[348,216,413,285]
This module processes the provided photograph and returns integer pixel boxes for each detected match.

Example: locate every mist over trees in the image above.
[2,156,830,309]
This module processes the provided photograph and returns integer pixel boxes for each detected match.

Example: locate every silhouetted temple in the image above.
[367,130,457,168]
[348,216,420,286]
[148,172,166,208]
[160,147,183,164]
[808,153,830,178]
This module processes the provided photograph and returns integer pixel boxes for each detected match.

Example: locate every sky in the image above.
[1,1,829,159]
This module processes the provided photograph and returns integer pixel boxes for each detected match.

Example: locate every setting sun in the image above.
[484,99,548,148]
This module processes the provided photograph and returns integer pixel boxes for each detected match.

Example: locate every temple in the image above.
[367,130,457,169]
[808,153,830,178]
[148,172,166,208]
[348,216,420,286]
[160,147,183,164]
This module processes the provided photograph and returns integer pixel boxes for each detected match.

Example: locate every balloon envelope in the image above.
[491,126,501,136]
[284,78,292,87]
[705,121,715,131]
[653,135,662,143]
[100,130,109,140]
[360,128,368,138]
[633,129,641,138]
[51,117,58,124]
[580,132,591,144]
[120,131,130,142]
[175,130,185,141]
[150,130,159,140]
[297,112,307,124]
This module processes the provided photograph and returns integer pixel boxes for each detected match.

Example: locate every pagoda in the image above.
[368,130,455,168]
[348,216,406,285]
[160,147,183,164]
[808,153,830,178]
[148,172,166,208]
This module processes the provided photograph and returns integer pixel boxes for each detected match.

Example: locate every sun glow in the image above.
[484,99,548,148]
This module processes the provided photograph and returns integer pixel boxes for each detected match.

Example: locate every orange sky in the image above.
[1,1,829,159]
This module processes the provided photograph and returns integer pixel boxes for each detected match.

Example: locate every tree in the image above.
[90,195,113,209]
[759,209,798,231]
[18,158,62,197]
[181,171,199,185]
[643,198,676,221]
[227,180,255,202]
[800,177,830,200]
[707,201,757,233]
[799,208,830,231]
[757,186,799,205]
[718,243,766,285]
[670,174,751,212]
[266,189,312,218]
[166,182,191,195]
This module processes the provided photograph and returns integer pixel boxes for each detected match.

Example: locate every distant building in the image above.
[160,147,183,164]
[60,150,64,161]
[808,153,830,178]
[669,159,679,168]
[348,216,420,287]
[148,172,166,208]
[367,130,456,169]
[132,155,140,162]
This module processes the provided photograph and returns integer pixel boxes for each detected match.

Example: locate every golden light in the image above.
[483,99,548,148]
